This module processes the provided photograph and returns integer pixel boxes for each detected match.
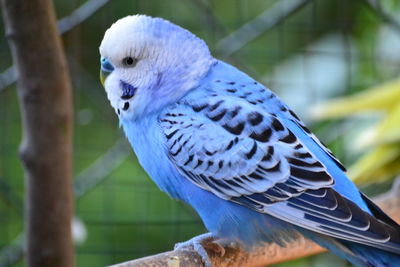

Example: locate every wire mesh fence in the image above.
[1,0,400,266]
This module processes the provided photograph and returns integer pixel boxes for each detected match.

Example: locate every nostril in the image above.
[101,58,114,72]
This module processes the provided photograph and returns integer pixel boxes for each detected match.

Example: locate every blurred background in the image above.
[1,0,400,266]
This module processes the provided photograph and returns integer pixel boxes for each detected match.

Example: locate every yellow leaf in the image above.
[310,78,400,120]
[372,102,400,145]
[354,160,400,185]
[349,145,400,183]
[355,103,400,148]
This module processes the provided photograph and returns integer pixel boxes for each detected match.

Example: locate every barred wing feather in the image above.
[159,93,400,254]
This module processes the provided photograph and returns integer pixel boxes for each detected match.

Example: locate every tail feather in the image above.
[343,240,400,267]
[299,228,400,267]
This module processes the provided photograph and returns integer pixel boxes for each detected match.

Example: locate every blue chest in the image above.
[121,116,190,200]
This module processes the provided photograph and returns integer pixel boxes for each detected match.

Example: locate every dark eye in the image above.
[122,57,137,67]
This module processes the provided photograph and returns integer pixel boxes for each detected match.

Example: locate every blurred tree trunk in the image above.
[0,1,74,267]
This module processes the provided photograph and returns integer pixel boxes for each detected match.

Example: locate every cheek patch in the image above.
[120,80,137,100]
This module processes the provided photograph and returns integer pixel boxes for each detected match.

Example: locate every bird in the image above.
[99,15,400,267]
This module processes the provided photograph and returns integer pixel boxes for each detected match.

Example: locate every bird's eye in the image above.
[122,57,137,67]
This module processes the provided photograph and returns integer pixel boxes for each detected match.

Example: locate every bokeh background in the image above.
[1,0,400,266]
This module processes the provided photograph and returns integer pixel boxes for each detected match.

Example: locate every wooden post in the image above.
[0,1,74,266]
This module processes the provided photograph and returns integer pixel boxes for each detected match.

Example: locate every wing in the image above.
[159,90,400,254]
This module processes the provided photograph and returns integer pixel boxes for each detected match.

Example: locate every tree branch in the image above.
[73,138,131,199]
[361,0,400,35]
[0,0,74,266]
[215,0,310,58]
[111,178,400,267]
[57,0,110,33]
[0,0,111,93]
[0,65,17,92]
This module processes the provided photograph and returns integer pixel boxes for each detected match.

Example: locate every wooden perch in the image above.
[111,179,400,267]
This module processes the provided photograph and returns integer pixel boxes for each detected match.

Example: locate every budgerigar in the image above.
[99,15,400,267]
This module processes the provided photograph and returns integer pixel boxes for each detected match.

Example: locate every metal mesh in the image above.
[1,0,399,266]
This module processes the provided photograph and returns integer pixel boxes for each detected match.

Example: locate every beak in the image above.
[100,57,114,86]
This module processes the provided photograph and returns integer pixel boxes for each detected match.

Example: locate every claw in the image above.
[174,233,239,266]
[203,241,225,257]
[174,233,215,267]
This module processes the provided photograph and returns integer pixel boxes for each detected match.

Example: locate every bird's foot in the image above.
[174,233,227,267]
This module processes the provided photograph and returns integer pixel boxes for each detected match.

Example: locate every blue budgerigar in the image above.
[99,15,400,267]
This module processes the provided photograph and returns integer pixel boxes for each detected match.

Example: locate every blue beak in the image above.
[100,57,114,86]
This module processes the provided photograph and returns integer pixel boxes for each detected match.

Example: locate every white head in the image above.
[99,15,215,121]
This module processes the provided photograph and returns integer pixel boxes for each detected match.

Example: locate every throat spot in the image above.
[122,102,130,111]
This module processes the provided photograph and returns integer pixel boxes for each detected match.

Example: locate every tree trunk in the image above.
[0,1,74,267]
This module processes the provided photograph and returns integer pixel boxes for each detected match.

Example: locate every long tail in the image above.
[301,229,400,267]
